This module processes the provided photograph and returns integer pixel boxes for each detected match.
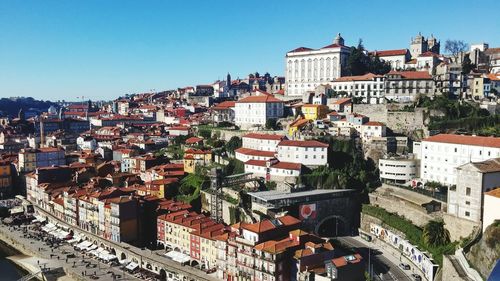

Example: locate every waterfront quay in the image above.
[34,206,218,281]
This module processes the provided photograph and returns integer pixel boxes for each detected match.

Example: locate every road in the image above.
[336,236,413,281]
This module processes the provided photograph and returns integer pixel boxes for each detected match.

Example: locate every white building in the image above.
[244,159,302,183]
[371,49,410,70]
[276,140,328,167]
[241,133,286,152]
[76,136,97,151]
[447,158,500,222]
[285,34,350,97]
[379,158,419,184]
[418,134,500,185]
[330,73,385,104]
[360,121,386,141]
[234,148,275,163]
[483,189,500,233]
[384,70,435,102]
[234,95,284,130]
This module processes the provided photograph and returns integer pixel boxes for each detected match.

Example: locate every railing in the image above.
[16,270,41,281]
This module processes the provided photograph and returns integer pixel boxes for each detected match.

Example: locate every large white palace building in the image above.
[285,33,350,97]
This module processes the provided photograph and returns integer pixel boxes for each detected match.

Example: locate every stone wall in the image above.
[442,213,480,242]
[368,191,478,241]
[353,104,434,140]
[368,192,434,227]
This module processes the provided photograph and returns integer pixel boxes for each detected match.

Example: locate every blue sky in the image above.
[0,0,499,101]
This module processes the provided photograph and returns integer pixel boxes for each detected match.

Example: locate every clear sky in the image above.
[0,0,499,101]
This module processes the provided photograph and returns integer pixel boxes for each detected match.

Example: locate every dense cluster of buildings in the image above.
[0,31,499,281]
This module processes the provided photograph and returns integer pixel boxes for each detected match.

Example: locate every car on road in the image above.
[399,263,411,270]
[411,273,422,281]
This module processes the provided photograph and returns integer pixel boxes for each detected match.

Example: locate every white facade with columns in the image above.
[285,34,351,97]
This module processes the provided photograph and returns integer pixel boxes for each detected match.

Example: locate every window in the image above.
[465,201,470,205]
[466,187,471,196]
[465,211,470,217]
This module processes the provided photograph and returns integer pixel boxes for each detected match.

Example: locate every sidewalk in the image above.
[0,222,138,281]
[351,235,426,279]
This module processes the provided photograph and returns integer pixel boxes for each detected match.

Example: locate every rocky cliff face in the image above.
[466,221,500,278]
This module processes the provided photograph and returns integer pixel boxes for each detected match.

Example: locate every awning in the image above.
[165,251,191,264]
[126,262,139,271]
[75,241,92,250]
[119,259,130,265]
[86,245,98,252]
[105,254,117,261]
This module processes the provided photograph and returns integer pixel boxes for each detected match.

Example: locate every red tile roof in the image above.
[242,133,286,141]
[364,121,385,126]
[278,140,329,148]
[419,51,440,57]
[423,134,500,148]
[237,95,283,103]
[387,70,432,79]
[241,215,300,233]
[185,137,203,144]
[245,159,302,171]
[371,49,408,57]
[234,148,275,157]
[485,188,500,198]
[321,43,344,49]
[288,47,314,53]
[332,98,352,105]
[213,101,236,110]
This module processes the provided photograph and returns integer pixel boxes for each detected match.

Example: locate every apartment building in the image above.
[242,133,286,152]
[418,134,500,185]
[276,140,329,167]
[234,95,284,129]
[19,147,66,172]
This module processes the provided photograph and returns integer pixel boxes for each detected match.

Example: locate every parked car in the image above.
[411,273,422,281]
[399,263,411,270]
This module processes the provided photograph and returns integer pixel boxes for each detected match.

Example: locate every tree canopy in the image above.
[347,39,391,76]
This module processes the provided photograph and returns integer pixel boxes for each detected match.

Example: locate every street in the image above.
[335,236,413,281]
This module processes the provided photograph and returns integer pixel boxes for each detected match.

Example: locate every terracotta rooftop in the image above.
[237,95,283,103]
[212,101,236,110]
[234,148,275,157]
[423,134,500,148]
[387,70,432,79]
[370,49,408,57]
[245,159,302,171]
[485,188,500,198]
[242,133,286,141]
[278,140,329,148]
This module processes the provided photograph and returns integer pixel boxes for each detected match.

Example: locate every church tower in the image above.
[410,32,428,58]
[427,34,440,54]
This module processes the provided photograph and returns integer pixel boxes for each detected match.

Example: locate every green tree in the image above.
[226,136,242,154]
[462,53,475,74]
[265,118,278,130]
[423,220,451,247]
[224,158,245,175]
[198,128,212,139]
[347,40,369,76]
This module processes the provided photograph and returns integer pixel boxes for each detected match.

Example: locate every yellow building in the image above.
[301,104,329,120]
[288,118,310,136]
[183,149,212,174]
[0,161,12,192]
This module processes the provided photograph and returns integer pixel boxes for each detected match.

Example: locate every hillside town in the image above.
[0,32,499,281]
